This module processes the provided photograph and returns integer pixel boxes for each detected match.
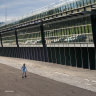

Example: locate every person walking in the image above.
[21,63,27,78]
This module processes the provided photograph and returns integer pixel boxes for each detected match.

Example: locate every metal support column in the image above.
[0,32,3,47]
[15,29,19,47]
[91,11,96,69]
[40,21,48,62]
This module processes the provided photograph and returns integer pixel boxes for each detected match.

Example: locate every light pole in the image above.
[5,7,7,24]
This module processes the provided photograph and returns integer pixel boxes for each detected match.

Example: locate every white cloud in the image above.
[0,0,51,9]
[0,0,75,23]
[0,16,18,22]
[0,0,33,9]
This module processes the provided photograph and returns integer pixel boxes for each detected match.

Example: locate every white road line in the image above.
[92,80,96,83]
[86,83,92,86]
[5,90,14,93]
[55,72,70,76]
[84,79,90,82]
[75,81,81,83]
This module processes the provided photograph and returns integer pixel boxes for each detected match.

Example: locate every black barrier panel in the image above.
[1,47,3,56]
[34,47,36,60]
[47,47,52,63]
[36,48,39,61]
[22,48,25,59]
[32,47,34,60]
[16,47,18,58]
[14,48,16,58]
[88,48,95,70]
[40,47,45,61]
[60,47,65,65]
[9,48,12,57]
[24,47,27,59]
[21,48,24,59]
[3,48,5,56]
[13,47,16,58]
[18,48,21,58]
[8,48,10,57]
[20,47,23,58]
[38,47,41,61]
[37,47,40,61]
[6,47,9,57]
[76,48,82,68]
[1,47,4,56]
[31,47,33,60]
[17,47,19,58]
[12,48,14,57]
[30,48,32,59]
[19,47,22,58]
[8,47,10,57]
[55,47,61,64]
[0,48,1,55]
[65,48,70,66]
[11,47,13,57]
[0,47,96,70]
[28,48,30,59]
[16,48,19,58]
[32,47,35,60]
[82,48,89,69]
[15,47,18,58]
[0,48,1,54]
[26,47,29,59]
[41,47,44,61]
[35,47,38,60]
[13,48,15,58]
[25,47,29,59]
[70,48,76,67]
[4,48,7,57]
[51,47,56,63]
[40,47,42,61]
[1,48,3,56]
[44,46,49,62]
[28,47,31,59]
[29,47,32,60]
[31,47,34,60]
[39,47,42,61]
[18,48,20,58]
[2,47,7,56]
[27,47,30,59]
[34,47,37,60]
[20,48,22,58]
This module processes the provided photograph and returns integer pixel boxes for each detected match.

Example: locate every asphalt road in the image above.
[0,63,96,96]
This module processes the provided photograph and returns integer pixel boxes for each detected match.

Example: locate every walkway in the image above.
[0,63,96,96]
[0,56,96,93]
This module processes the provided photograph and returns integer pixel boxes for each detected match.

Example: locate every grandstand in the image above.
[0,0,96,69]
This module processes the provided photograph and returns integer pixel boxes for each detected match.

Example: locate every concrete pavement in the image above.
[0,56,96,92]
[0,63,96,96]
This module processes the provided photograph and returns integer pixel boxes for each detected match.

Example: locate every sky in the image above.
[0,0,72,22]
